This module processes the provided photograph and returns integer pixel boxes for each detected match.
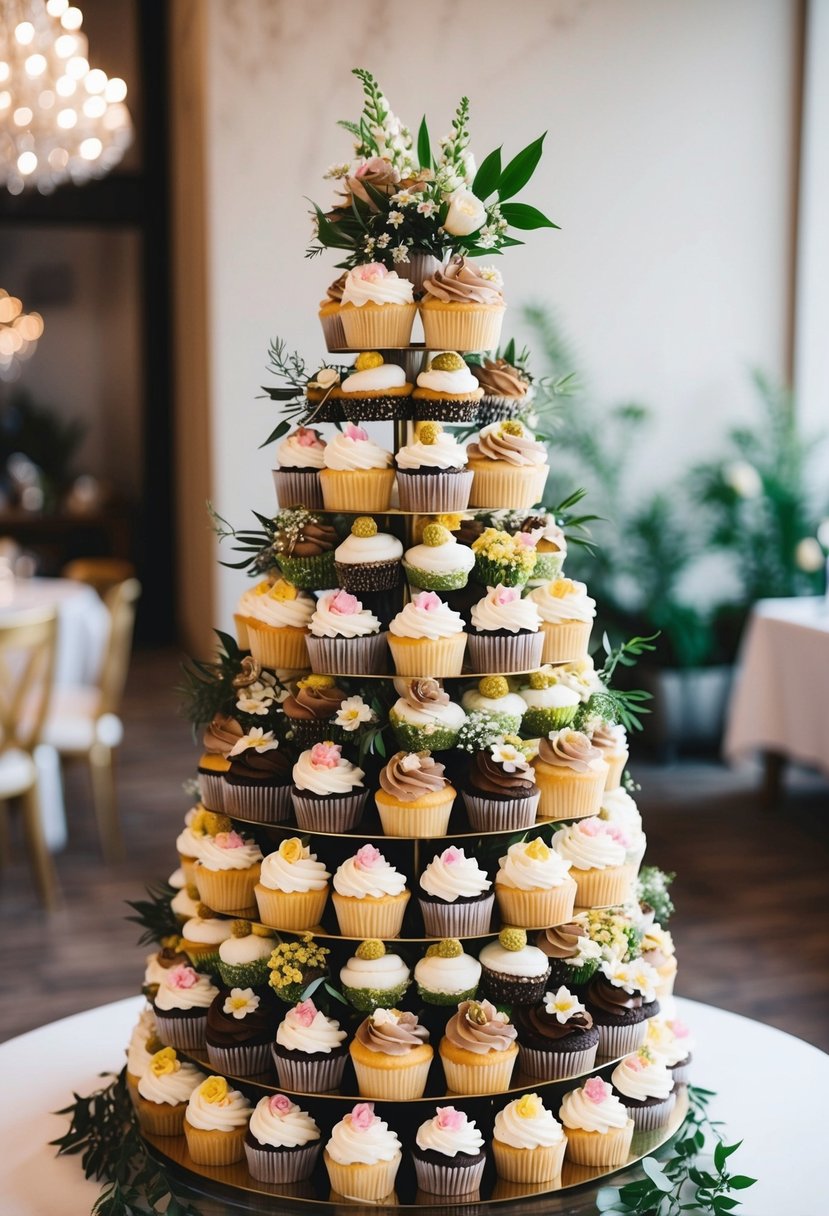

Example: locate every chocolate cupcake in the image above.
[515,985,599,1080]
[197,714,243,811]
[610,1048,677,1132]
[272,510,339,590]
[271,998,348,1092]
[245,1093,322,1183]
[535,922,603,988]
[290,741,368,832]
[273,427,327,510]
[282,676,347,748]
[478,929,551,1007]
[418,846,494,937]
[306,589,388,676]
[333,516,403,593]
[470,354,533,427]
[462,742,540,832]
[412,1106,487,1196]
[466,584,544,674]
[205,984,280,1075]
[584,959,660,1057]
[222,734,293,822]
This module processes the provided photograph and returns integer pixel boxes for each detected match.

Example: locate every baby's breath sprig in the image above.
[456,710,507,754]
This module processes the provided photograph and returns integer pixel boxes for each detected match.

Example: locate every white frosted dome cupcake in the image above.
[414,938,481,1006]
[403,524,476,592]
[332,351,412,421]
[340,940,412,1013]
[332,515,403,593]
[479,928,552,1007]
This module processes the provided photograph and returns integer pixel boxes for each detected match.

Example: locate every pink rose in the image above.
[626,1054,645,1072]
[516,531,538,549]
[350,1102,376,1132]
[215,830,244,850]
[435,1106,465,1132]
[310,742,341,768]
[329,589,360,616]
[269,1094,294,1115]
[606,823,631,849]
[441,846,463,865]
[167,965,198,990]
[296,427,323,448]
[668,1019,690,1039]
[345,423,369,442]
[348,162,400,210]
[584,1077,611,1104]
[349,260,389,280]
[355,844,381,869]
[493,584,519,606]
[580,818,602,837]
[413,590,442,612]
[291,999,317,1027]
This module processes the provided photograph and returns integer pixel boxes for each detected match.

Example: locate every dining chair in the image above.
[0,605,59,908]
[43,578,141,862]
[62,557,137,601]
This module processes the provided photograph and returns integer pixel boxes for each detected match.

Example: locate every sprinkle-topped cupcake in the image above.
[332,843,410,938]
[396,421,473,512]
[515,985,599,1080]
[333,351,413,421]
[333,515,403,593]
[273,426,327,510]
[418,845,494,937]
[467,421,549,511]
[412,1105,487,1196]
[439,999,518,1096]
[412,351,485,422]
[388,590,467,677]
[216,920,276,989]
[320,423,395,513]
[403,524,476,591]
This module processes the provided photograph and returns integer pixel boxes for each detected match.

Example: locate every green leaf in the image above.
[472,146,502,199]
[417,115,431,170]
[728,1176,757,1190]
[308,201,355,251]
[714,1140,742,1171]
[259,419,290,449]
[499,201,559,230]
[498,132,546,200]
[712,1199,739,1213]
[642,1157,674,1192]
[502,337,516,365]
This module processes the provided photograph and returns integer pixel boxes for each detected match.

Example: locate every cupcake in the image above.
[324,1101,403,1203]
[514,985,599,1080]
[521,514,568,583]
[272,997,348,1092]
[610,1047,676,1131]
[282,675,347,748]
[217,920,276,988]
[412,1105,486,1196]
[197,714,243,812]
[305,365,343,424]
[588,720,630,790]
[583,958,660,1056]
[254,837,331,931]
[339,940,412,1012]
[463,740,540,832]
[192,828,262,916]
[306,589,387,676]
[374,750,457,838]
[152,964,219,1050]
[171,882,201,925]
[420,256,505,351]
[339,262,417,348]
[271,510,339,590]
[350,1008,433,1100]
[535,922,603,988]
[599,787,647,869]
[395,422,473,512]
[492,1093,567,1184]
[388,678,466,751]
[183,1074,252,1165]
[439,999,518,1095]
[470,355,533,427]
[331,843,410,938]
[518,667,581,737]
[179,909,234,973]
[205,984,279,1075]
[333,516,403,593]
[418,846,493,937]
[552,818,635,908]
[478,929,552,1007]
[559,1077,634,1167]
[494,837,577,929]
[639,925,677,998]
[320,423,395,512]
[467,421,549,510]
[414,939,481,1006]
[267,934,331,1005]
[175,805,215,883]
[143,944,191,1000]
[528,578,596,664]
[470,527,538,588]
[245,1093,322,1183]
[242,579,315,670]
[223,730,293,823]
[273,427,327,510]
[333,351,413,421]
[125,1006,159,1106]
[532,729,608,822]
[290,741,368,832]
[466,584,543,673]
[402,524,476,592]
[646,1016,694,1085]
[318,272,346,350]
[135,1046,205,1137]
[388,590,467,677]
[461,676,527,733]
[412,351,484,422]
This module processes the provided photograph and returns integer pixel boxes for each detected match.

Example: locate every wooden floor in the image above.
[1,648,827,1052]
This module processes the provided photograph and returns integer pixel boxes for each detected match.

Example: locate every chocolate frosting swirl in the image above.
[471,358,529,399]
[206,986,278,1047]
[277,520,338,558]
[227,746,292,783]
[536,923,588,961]
[202,714,245,757]
[401,678,450,711]
[537,730,603,775]
[379,751,447,802]
[589,721,626,751]
[515,1002,594,1043]
[454,518,486,547]
[423,256,504,305]
[444,999,517,1054]
[585,973,643,1015]
[468,426,546,468]
[283,685,346,721]
[325,273,346,303]
[355,1010,429,1056]
[468,750,536,799]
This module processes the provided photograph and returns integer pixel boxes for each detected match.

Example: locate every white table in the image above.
[0,995,824,1215]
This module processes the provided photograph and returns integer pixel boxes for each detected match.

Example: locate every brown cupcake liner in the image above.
[411,395,482,423]
[413,1157,487,1197]
[197,771,227,813]
[222,780,293,823]
[272,469,324,511]
[205,1040,272,1076]
[334,559,400,594]
[319,310,347,352]
[418,893,494,937]
[245,1140,321,1184]
[466,630,544,675]
[596,1019,649,1057]
[338,393,412,422]
[290,789,368,832]
[305,632,389,676]
[518,1041,598,1081]
[272,1049,347,1093]
[153,1011,208,1051]
[396,470,474,513]
[462,791,540,832]
[623,1091,676,1133]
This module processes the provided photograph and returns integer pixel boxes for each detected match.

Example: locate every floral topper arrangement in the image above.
[307,68,558,268]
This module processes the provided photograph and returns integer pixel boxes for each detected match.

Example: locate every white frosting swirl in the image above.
[171,887,200,920]
[334,533,403,563]
[419,849,491,902]
[341,363,407,392]
[414,952,481,995]
[276,1006,346,1054]
[415,1112,484,1157]
[168,867,185,888]
[559,1084,629,1133]
[259,843,331,893]
[324,430,393,471]
[249,1096,321,1148]
[195,835,262,872]
[309,594,381,639]
[396,434,468,471]
[552,820,627,870]
[471,587,541,634]
[143,952,168,990]
[496,841,573,891]
[478,941,550,978]
[219,933,274,965]
[645,1018,695,1066]
[493,1099,564,1149]
[389,596,465,640]
[519,684,580,711]
[611,1054,674,1101]
[277,431,326,469]
[390,696,466,731]
[292,750,365,796]
[462,688,527,717]
[137,1061,205,1105]
[417,365,481,394]
[341,268,414,307]
[181,917,234,946]
[176,826,209,861]
[599,788,642,835]
[529,580,596,625]
[154,970,218,1012]
[243,583,316,629]
[340,952,410,992]
[326,1109,402,1165]
[404,538,475,576]
[334,851,407,898]
[126,1007,157,1076]
[185,1081,251,1130]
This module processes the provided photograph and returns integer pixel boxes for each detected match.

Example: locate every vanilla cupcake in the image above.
[414,939,481,1006]
[306,588,387,676]
[461,676,527,732]
[349,1008,433,1101]
[388,590,467,677]
[467,583,543,674]
[420,256,505,351]
[559,1076,634,1166]
[175,805,213,883]
[245,1093,322,1183]
[439,999,518,1095]
[192,828,263,916]
[333,515,403,594]
[152,964,219,1050]
[552,818,635,908]
[467,420,549,511]
[135,1046,205,1136]
[291,741,368,832]
[254,837,331,931]
[639,924,678,998]
[412,1105,486,1196]
[588,720,629,790]
[340,940,411,1013]
[273,426,327,510]
[493,1093,566,1183]
[646,1016,694,1084]
[375,750,457,838]
[418,845,493,937]
[272,997,348,1092]
[339,262,417,348]
[529,578,596,664]
[494,837,577,929]
[412,351,484,422]
[599,787,647,868]
[396,421,473,512]
[183,1074,252,1165]
[320,423,395,512]
[324,1101,403,1203]
[125,1006,158,1105]
[241,578,315,670]
[532,729,609,822]
[403,524,476,592]
[332,843,410,938]
[610,1047,676,1131]
[333,351,413,421]
[388,678,466,752]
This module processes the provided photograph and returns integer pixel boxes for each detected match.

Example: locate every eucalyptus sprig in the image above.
[258,339,349,447]
[577,630,660,733]
[177,627,249,731]
[124,881,179,948]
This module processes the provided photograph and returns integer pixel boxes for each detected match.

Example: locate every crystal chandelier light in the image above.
[0,0,132,195]
[0,288,44,378]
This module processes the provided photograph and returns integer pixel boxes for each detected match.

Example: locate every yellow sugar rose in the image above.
[149,1046,178,1077]
[516,1093,543,1119]
[200,1076,229,1104]
[279,837,304,864]
[526,838,550,861]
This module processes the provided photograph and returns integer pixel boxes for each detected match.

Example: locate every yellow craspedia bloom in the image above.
[479,675,509,699]
[200,1076,229,1104]
[298,674,335,689]
[279,837,304,864]
[501,419,525,436]
[351,516,378,537]
[526,838,550,861]
[516,1093,543,1119]
[435,512,462,532]
[355,351,384,371]
[430,352,464,372]
[417,421,443,444]
[149,1047,178,1077]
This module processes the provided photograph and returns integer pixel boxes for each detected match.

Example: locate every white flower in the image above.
[570,936,603,966]
[236,676,278,716]
[491,742,528,773]
[387,210,405,229]
[223,987,261,1019]
[376,233,391,249]
[229,727,279,757]
[795,536,824,573]
[313,367,339,390]
[324,162,351,180]
[392,244,410,264]
[478,265,503,285]
[460,150,476,183]
[627,960,659,1003]
[335,695,374,732]
[601,959,632,989]
[477,232,497,249]
[443,188,487,237]
[723,460,762,498]
[392,189,416,206]
[417,199,437,218]
[363,236,376,253]
[370,1007,400,1026]
[543,985,586,1024]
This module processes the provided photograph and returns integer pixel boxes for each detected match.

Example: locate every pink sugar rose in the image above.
[441,846,463,865]
[605,823,631,849]
[329,589,361,616]
[350,1102,376,1131]
[584,1077,611,1104]
[413,590,442,612]
[580,817,602,837]
[269,1094,294,1115]
[344,423,369,442]
[516,531,538,548]
[295,427,323,447]
[291,999,317,1027]
[215,830,244,849]
[668,1019,690,1039]
[626,1054,645,1072]
[355,843,382,869]
[349,259,388,280]
[310,741,341,768]
[167,965,198,990]
[435,1106,465,1132]
[493,585,519,605]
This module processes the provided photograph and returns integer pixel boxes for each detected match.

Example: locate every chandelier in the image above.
[0,0,132,195]
[0,288,43,378]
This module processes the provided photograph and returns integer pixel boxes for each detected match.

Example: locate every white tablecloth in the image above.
[0,995,824,1215]
[724,596,829,776]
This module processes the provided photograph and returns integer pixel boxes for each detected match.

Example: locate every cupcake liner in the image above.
[272,1049,347,1093]
[570,863,635,909]
[320,468,395,513]
[338,393,412,422]
[181,944,222,975]
[413,1156,486,1197]
[290,789,368,832]
[233,613,251,652]
[303,394,342,424]
[412,395,482,423]
[476,395,528,426]
[272,469,324,511]
[521,705,579,738]
[246,622,310,670]
[197,771,227,812]
[539,619,593,665]
[184,1120,247,1166]
[402,562,471,592]
[396,251,441,296]
[518,1041,598,1081]
[420,301,505,351]
[340,301,417,348]
[563,1121,634,1167]
[284,717,344,749]
[334,559,400,594]
[495,878,577,930]
[341,981,410,1013]
[492,1137,566,1184]
[245,1140,321,1184]
[440,1046,518,1095]
[375,792,456,838]
[419,893,494,937]
[603,749,629,790]
[396,470,473,513]
[324,1150,402,1203]
[319,308,346,352]
[134,1095,187,1137]
[462,791,540,832]
[275,551,338,591]
[468,463,549,511]
[388,717,460,752]
[549,957,600,987]
[472,554,534,589]
[216,957,270,989]
[205,1040,272,1076]
[623,1092,676,1133]
[305,632,389,676]
[331,890,410,938]
[466,631,544,675]
[671,1059,692,1086]
[595,1019,649,1058]
[388,632,467,677]
[479,967,550,1008]
[254,884,329,931]
[534,766,607,823]
[153,1012,207,1051]
[193,864,260,916]
[350,1050,433,1100]
[222,780,293,824]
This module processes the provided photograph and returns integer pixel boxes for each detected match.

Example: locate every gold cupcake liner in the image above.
[340,301,417,348]
[245,621,309,670]
[324,1150,402,1203]
[319,468,396,512]
[494,878,577,929]
[374,792,455,838]
[233,612,250,651]
[492,1136,566,1183]
[134,1094,187,1137]
[177,853,196,885]
[183,1119,247,1166]
[350,1052,433,1100]
[388,632,467,677]
[254,883,329,931]
[193,863,260,916]
[468,462,549,511]
[563,1119,634,1167]
[603,749,629,790]
[331,890,410,938]
[420,301,505,352]
[534,765,607,822]
[440,1044,518,1095]
[570,863,635,909]
[539,619,593,664]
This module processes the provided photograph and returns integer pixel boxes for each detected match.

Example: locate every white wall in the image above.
[202,0,797,629]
